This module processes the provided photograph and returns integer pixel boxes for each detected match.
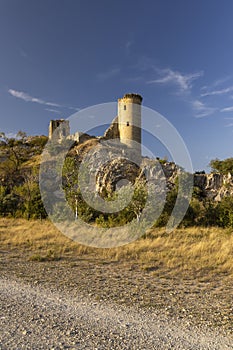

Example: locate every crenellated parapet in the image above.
[118,93,143,105]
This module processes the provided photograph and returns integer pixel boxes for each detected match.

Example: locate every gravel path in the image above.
[0,277,232,350]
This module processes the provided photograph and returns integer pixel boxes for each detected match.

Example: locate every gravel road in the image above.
[0,277,232,350]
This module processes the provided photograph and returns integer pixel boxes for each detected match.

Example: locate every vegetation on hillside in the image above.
[0,132,233,228]
[0,132,47,219]
[209,157,233,175]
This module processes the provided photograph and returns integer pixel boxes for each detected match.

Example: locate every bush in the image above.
[217,197,233,227]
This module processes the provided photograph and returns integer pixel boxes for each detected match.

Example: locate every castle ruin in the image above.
[47,94,233,201]
[48,93,143,155]
[49,119,70,140]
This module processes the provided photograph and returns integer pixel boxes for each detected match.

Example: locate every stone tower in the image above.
[118,93,143,155]
[48,119,70,140]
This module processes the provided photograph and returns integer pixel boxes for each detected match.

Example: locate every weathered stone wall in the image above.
[49,119,70,140]
[118,94,142,155]
[102,116,120,140]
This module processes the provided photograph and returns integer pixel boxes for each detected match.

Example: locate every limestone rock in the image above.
[96,157,140,196]
[102,116,120,140]
[193,172,233,201]
[67,127,233,202]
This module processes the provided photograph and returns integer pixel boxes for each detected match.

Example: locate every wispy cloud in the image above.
[97,67,120,80]
[133,56,156,72]
[201,86,233,97]
[68,106,81,112]
[201,76,232,91]
[8,88,81,113]
[8,89,61,107]
[225,123,233,127]
[125,40,133,56]
[45,108,62,114]
[125,76,145,83]
[148,68,203,92]
[192,99,216,118]
[221,106,233,112]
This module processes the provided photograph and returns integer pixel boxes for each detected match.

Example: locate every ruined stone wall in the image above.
[49,119,70,140]
[102,116,120,140]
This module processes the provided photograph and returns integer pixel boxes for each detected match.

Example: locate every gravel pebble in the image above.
[0,277,232,349]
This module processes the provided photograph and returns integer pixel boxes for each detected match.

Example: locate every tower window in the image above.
[124,105,126,110]
[126,121,129,126]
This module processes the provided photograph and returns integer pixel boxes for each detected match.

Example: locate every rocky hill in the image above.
[66,132,233,201]
[1,129,233,225]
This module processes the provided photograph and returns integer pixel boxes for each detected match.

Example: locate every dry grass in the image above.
[0,218,92,259]
[22,154,42,168]
[1,218,233,276]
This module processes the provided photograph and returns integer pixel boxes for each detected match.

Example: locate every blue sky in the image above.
[1,0,233,171]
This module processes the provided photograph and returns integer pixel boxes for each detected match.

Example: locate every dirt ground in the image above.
[1,250,232,336]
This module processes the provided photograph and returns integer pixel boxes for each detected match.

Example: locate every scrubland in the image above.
[1,218,232,277]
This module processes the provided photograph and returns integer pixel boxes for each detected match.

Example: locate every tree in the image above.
[0,131,29,190]
[0,132,49,218]
[16,130,27,141]
[209,158,233,175]
[15,169,46,219]
[217,197,233,227]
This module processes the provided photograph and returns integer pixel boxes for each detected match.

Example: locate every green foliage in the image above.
[209,157,233,175]
[28,135,48,154]
[0,132,48,219]
[15,181,47,219]
[216,196,233,227]
[63,156,233,230]
[0,192,20,217]
[154,187,178,227]
[1,132,233,229]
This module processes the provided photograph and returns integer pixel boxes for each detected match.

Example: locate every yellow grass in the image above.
[1,218,233,276]
[22,154,42,168]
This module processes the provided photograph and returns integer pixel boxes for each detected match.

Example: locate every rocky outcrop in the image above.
[71,138,141,196]
[102,116,120,141]
[67,128,233,201]
[193,172,233,200]
[96,158,140,195]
